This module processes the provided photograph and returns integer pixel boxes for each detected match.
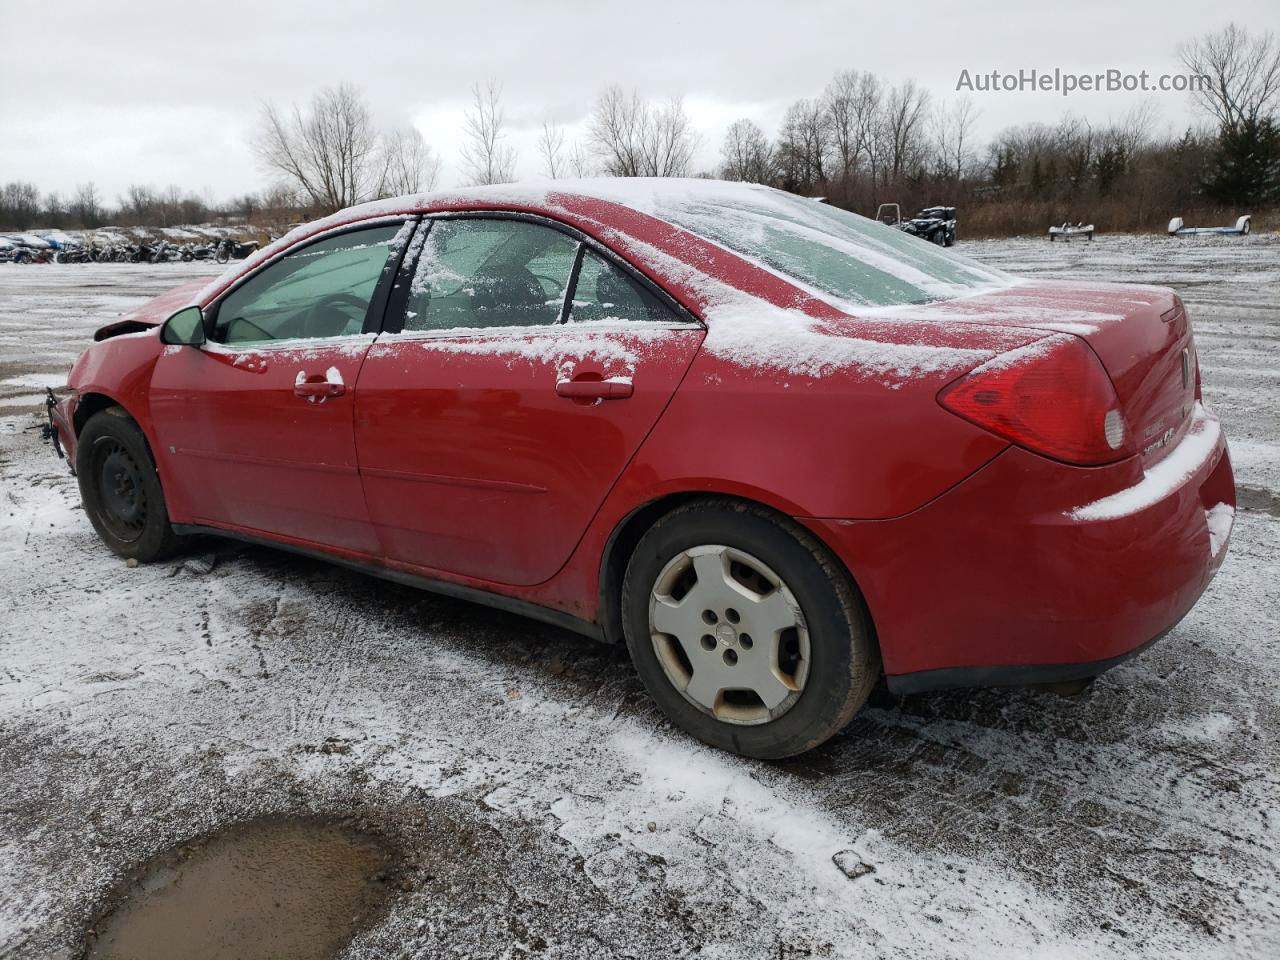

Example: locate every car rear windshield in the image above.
[652,189,1007,307]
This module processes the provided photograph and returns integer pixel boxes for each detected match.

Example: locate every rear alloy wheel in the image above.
[77,408,185,562]
[622,500,879,759]
[650,545,809,725]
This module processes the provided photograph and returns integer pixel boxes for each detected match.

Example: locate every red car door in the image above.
[354,216,704,586]
[150,221,409,554]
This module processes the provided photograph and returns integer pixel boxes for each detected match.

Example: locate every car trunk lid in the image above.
[900,280,1198,466]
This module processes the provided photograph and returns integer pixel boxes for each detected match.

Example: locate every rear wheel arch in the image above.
[598,492,879,657]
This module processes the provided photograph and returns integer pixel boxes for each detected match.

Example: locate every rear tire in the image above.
[621,499,879,759]
[76,408,186,562]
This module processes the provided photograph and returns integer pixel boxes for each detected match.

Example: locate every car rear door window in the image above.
[567,248,678,324]
[212,223,404,345]
[405,219,579,332]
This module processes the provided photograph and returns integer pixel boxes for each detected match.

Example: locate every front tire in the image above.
[621,500,879,759]
[76,408,185,562]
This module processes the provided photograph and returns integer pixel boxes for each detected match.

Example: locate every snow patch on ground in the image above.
[1,371,67,389]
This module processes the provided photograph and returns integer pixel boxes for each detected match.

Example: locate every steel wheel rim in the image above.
[93,438,147,543]
[649,544,810,726]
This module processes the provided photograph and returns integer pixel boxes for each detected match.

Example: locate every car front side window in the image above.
[211,223,404,345]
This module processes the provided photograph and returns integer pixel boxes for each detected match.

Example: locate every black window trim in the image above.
[203,215,419,346]
[378,209,703,336]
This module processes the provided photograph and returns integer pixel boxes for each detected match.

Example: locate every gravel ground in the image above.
[1,237,1277,959]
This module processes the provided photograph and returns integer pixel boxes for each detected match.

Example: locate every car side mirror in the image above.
[160,306,206,346]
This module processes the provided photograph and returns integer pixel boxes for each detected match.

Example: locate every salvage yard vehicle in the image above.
[215,236,261,263]
[874,203,956,245]
[1049,222,1095,241]
[1168,215,1251,237]
[901,206,957,246]
[45,179,1236,758]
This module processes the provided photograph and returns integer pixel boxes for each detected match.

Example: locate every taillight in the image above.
[937,334,1132,465]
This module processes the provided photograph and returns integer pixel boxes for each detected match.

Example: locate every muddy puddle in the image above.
[83,816,399,960]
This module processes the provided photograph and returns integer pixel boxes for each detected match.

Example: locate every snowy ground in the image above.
[1,239,1277,959]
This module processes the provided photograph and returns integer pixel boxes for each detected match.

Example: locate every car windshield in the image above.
[649,189,1003,307]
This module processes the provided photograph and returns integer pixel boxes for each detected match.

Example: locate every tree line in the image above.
[3,23,1275,236]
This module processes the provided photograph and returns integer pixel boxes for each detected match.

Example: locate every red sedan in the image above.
[46,180,1235,758]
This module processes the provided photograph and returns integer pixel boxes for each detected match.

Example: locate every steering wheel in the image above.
[530,273,568,299]
[301,293,368,338]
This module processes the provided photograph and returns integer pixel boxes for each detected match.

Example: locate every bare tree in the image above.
[567,140,594,178]
[119,185,158,224]
[589,87,647,176]
[378,127,441,196]
[461,80,518,186]
[646,97,699,177]
[776,98,831,190]
[161,185,184,226]
[42,192,66,227]
[1057,114,1095,192]
[931,96,980,181]
[1179,24,1280,133]
[538,121,567,178]
[720,118,775,183]
[879,80,931,181]
[824,70,881,185]
[255,84,382,214]
[0,182,40,229]
[588,87,699,177]
[70,182,103,228]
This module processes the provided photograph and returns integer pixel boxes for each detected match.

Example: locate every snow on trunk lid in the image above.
[901,281,1199,466]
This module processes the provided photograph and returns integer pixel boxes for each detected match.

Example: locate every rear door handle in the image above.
[556,378,633,400]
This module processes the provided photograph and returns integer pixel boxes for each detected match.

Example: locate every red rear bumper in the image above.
[804,418,1235,692]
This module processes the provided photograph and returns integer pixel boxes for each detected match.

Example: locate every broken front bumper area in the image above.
[43,386,77,471]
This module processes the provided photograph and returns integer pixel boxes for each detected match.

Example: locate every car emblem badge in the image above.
[715,623,737,647]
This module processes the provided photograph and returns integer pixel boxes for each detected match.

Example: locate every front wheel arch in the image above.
[73,391,129,437]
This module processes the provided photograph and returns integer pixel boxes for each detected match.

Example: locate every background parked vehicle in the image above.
[901,206,957,246]
[215,237,260,262]
[873,204,958,246]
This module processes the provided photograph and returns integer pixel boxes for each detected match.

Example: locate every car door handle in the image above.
[555,378,633,400]
[294,375,345,398]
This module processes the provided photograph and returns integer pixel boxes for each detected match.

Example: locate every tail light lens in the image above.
[938,334,1132,465]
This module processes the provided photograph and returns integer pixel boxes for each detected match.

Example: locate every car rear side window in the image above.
[567,248,677,324]
[404,219,579,332]
[652,189,1007,306]
[211,224,403,345]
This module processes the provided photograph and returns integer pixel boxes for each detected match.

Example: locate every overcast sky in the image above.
[1,0,1273,204]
